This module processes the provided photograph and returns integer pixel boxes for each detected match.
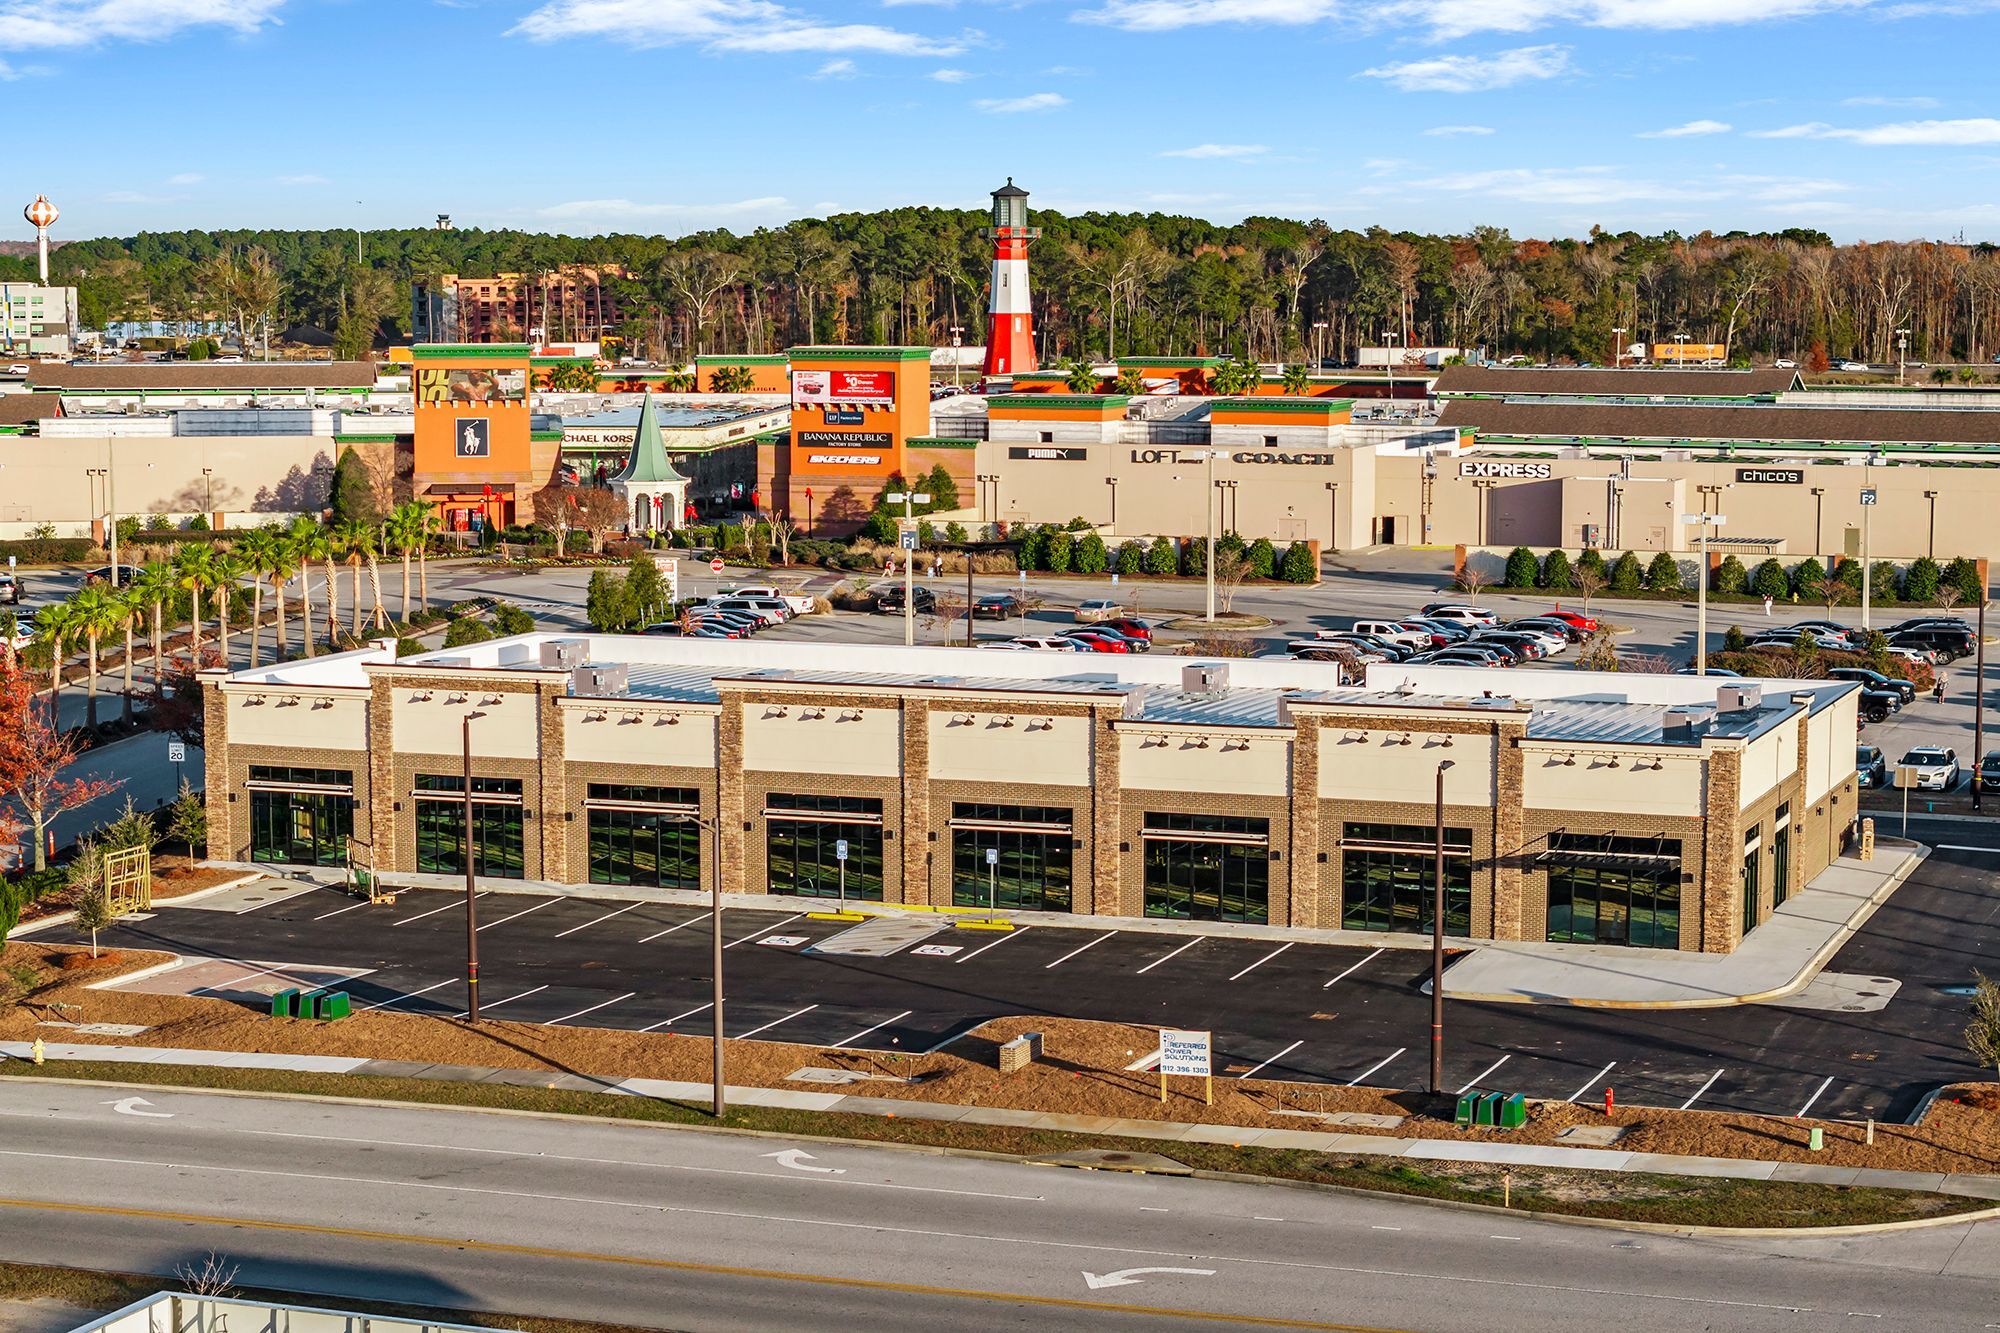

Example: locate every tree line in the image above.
[47,215,2000,369]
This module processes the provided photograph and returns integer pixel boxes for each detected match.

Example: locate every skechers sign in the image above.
[1458,461,1552,479]
[1735,467,1804,485]
[1129,448,1337,466]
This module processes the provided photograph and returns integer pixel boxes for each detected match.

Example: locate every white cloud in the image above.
[974,91,1067,113]
[511,0,968,56]
[1752,117,2000,144]
[1407,166,1694,206]
[1359,44,1570,93]
[1076,0,1908,38]
[166,172,204,185]
[538,196,790,221]
[1422,124,1495,136]
[277,173,330,186]
[101,190,169,205]
[1158,142,1267,158]
[0,0,286,50]
[1639,118,1731,137]
[927,66,971,81]
[1842,94,1939,107]
[813,57,856,77]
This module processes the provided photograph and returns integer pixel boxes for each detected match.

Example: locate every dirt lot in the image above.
[5,942,1996,1176]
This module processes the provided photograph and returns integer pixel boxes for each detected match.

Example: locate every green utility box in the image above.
[1477,1092,1506,1126]
[271,988,299,1019]
[297,988,327,1019]
[1498,1093,1527,1130]
[316,991,351,1021]
[1455,1092,1478,1126]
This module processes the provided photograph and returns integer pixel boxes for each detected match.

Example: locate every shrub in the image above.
[1045,530,1074,574]
[1643,551,1681,592]
[859,510,898,545]
[443,616,495,647]
[1575,548,1607,581]
[1503,546,1539,589]
[1218,531,1246,563]
[1245,537,1276,578]
[1713,555,1748,595]
[1790,557,1826,597]
[1144,536,1177,575]
[1835,555,1863,591]
[916,520,936,548]
[1073,532,1108,574]
[1610,551,1644,594]
[1019,525,1051,571]
[1903,555,1940,603]
[1724,624,1748,652]
[1065,515,1093,532]
[395,637,424,657]
[1280,541,1317,584]
[492,602,536,635]
[1751,558,1789,601]
[1869,561,1901,605]
[1538,549,1575,590]
[1114,540,1145,575]
[1942,556,1985,605]
[1182,537,1208,577]
[944,521,968,544]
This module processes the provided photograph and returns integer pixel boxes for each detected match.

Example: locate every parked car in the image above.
[1888,626,1974,663]
[1500,624,1570,654]
[1980,751,2000,790]
[4,363,27,376]
[1465,636,1534,663]
[1750,629,1849,652]
[875,585,937,613]
[690,610,764,634]
[1060,624,1150,652]
[1774,358,1797,369]
[1062,630,1130,653]
[1417,646,1513,667]
[1839,360,1871,372]
[1351,620,1433,649]
[0,572,18,605]
[1510,616,1584,643]
[707,596,791,626]
[1011,635,1086,651]
[1789,619,1860,641]
[1471,632,1546,661]
[1406,617,1474,641]
[1885,645,1941,667]
[1099,617,1153,641]
[1826,666,1917,703]
[1424,605,1501,628]
[1858,688,1902,724]
[1897,745,1960,790]
[1856,744,1887,789]
[1887,616,1970,636]
[1543,610,1600,634]
[645,620,739,639]
[1076,598,1124,623]
[83,565,138,588]
[973,593,1023,620]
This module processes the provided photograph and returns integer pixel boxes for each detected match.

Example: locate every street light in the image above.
[690,811,727,1118]
[1683,507,1727,675]
[1924,489,1939,558]
[1896,328,1910,386]
[1311,320,1328,367]
[1323,480,1340,554]
[1197,450,1226,622]
[1611,326,1626,368]
[1860,450,1883,632]
[1810,486,1825,557]
[949,325,963,391]
[1429,758,1455,1097]
[460,710,488,1023]
[884,489,931,646]
[1384,330,1399,406]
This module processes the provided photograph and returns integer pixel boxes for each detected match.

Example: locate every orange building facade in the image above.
[411,343,543,533]
[761,346,938,535]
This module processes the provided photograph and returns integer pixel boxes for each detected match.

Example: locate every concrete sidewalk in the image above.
[1441,842,1928,1008]
[5,1037,1997,1205]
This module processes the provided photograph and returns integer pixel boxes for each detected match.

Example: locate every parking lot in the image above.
[57,843,1997,1124]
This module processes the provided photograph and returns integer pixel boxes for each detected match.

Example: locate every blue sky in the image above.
[13,0,2000,243]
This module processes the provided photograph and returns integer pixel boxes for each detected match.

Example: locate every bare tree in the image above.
[1573,566,1605,619]
[659,250,743,356]
[1214,548,1254,615]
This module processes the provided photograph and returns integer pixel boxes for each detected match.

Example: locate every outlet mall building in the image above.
[203,639,1862,954]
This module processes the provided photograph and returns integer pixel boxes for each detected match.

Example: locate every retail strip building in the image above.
[205,640,1860,955]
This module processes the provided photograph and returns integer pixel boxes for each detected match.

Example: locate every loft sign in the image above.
[1129,448,1336,467]
[1735,467,1804,485]
[1459,461,1552,479]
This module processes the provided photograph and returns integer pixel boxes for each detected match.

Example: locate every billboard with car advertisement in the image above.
[792,369,896,405]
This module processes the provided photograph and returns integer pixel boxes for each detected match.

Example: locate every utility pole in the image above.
[1684,505,1727,675]
[1429,759,1455,1096]
[886,488,931,646]
[707,812,725,1117]
[1860,456,1880,631]
[461,710,487,1022]
[1204,449,1222,622]
[1975,592,1988,811]
[1611,326,1626,367]
[1896,328,1909,386]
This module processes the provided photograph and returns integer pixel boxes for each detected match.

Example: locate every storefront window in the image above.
[1339,822,1472,936]
[950,803,1073,911]
[1771,805,1791,908]
[1142,812,1268,923]
[1742,826,1762,936]
[1543,833,1682,949]
[766,793,884,901]
[413,774,525,879]
[247,766,353,867]
[586,784,701,889]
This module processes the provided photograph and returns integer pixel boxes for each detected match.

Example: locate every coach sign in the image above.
[1735,467,1805,485]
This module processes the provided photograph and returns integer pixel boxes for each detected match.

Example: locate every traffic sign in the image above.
[1860,488,1878,506]
[166,741,186,764]
[899,529,919,551]
[985,847,999,865]
[709,557,726,573]
[835,839,849,862]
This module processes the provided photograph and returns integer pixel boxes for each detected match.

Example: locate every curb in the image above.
[1441,843,1931,1010]
[7,1069,1994,1239]
[8,871,265,940]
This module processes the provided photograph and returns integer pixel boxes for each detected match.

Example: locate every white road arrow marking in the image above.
[761,1149,844,1174]
[1082,1266,1216,1290]
[103,1097,171,1119]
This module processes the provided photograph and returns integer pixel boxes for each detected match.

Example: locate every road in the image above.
[55,846,2000,1123]
[0,1081,1992,1331]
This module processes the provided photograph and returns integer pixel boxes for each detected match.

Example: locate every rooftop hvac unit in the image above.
[540,639,588,670]
[1717,683,1763,713]
[1662,706,1710,741]
[571,664,628,698]
[1182,663,1229,695]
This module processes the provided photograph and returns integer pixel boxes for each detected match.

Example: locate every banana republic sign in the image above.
[1129,448,1337,467]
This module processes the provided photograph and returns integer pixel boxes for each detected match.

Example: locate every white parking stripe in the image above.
[1795,1075,1835,1119]
[723,912,804,948]
[1044,932,1116,969]
[455,983,547,1018]
[1936,844,2000,853]
[955,925,1031,963]
[1237,1039,1303,1080]
[475,898,559,932]
[638,914,707,943]
[545,993,637,1026]
[640,1002,712,1032]
[1457,1055,1510,1095]
[1228,942,1293,982]
[1346,1048,1405,1087]
[1322,948,1384,989]
[554,902,645,938]
[396,892,488,926]
[737,1004,818,1039]
[1135,938,1200,974]
[832,1010,913,1048]
[312,900,372,922]
[189,961,297,996]
[1565,1061,1618,1103]
[358,979,453,1012]
[1680,1069,1726,1111]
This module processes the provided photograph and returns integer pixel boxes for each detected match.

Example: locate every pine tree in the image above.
[1790,557,1826,597]
[1503,546,1539,588]
[1246,537,1276,578]
[1903,555,1940,603]
[1539,549,1574,590]
[1046,530,1074,573]
[1576,548,1607,581]
[1280,541,1316,584]
[1869,561,1901,605]
[1145,537,1177,574]
[1073,532,1108,574]
[1115,541,1145,575]
[327,448,378,525]
[1645,551,1683,592]
[1611,551,1644,593]
[1713,555,1748,594]
[1752,558,1789,600]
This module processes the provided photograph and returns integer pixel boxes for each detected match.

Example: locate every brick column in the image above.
[367,676,398,872]
[716,693,746,895]
[900,697,932,905]
[1699,748,1744,953]
[200,678,231,861]
[1286,719,1320,928]
[1491,721,1527,940]
[536,683,567,884]
[1089,705,1123,915]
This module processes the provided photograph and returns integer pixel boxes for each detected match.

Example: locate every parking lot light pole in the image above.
[703,813,725,1117]
[461,710,488,1023]
[1684,511,1726,675]
[1429,758,1455,1096]
[886,489,931,647]
[1976,594,1988,812]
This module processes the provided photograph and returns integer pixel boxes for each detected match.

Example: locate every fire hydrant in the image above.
[30,1037,44,1066]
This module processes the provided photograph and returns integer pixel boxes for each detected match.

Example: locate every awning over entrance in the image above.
[1534,832,1680,872]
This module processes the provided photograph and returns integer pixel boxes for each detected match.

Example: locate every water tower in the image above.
[23,195,56,283]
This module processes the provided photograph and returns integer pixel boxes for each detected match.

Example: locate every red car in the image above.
[1545,610,1599,633]
[1064,631,1131,653]
[1099,617,1153,641]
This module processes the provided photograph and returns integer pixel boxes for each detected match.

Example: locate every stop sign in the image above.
[709,557,725,573]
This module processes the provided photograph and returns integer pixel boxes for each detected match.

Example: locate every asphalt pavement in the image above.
[56,845,2000,1123]
[0,1081,1992,1332]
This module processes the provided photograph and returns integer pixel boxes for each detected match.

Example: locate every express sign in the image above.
[793,369,896,405]
[1459,461,1553,479]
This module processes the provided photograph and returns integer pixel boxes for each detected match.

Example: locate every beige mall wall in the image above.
[1118,727,1291,798]
[561,704,718,769]
[928,712,1092,787]
[741,706,901,778]
[227,692,368,752]
[1738,717,1801,811]
[0,434,383,525]
[394,689,539,762]
[1521,746,1704,817]
[1318,731,1497,805]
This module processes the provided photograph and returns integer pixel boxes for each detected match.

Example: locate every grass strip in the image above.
[4,1060,1984,1230]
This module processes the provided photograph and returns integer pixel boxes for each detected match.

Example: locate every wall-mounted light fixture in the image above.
[479,695,504,707]
[839,709,864,722]
[409,691,433,703]
[445,693,468,706]
[1562,753,1577,767]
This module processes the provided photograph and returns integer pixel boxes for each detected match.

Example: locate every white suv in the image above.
[1425,606,1499,627]
[1012,636,1086,651]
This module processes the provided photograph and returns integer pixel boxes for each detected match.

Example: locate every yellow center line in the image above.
[0,1195,1408,1332]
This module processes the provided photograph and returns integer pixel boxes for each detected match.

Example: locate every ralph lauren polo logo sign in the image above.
[456,419,490,458]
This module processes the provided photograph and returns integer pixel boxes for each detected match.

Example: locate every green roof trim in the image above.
[530,356,595,367]
[612,393,690,486]
[530,430,565,442]
[1117,356,1226,368]
[696,353,790,366]
[1212,396,1356,414]
[334,434,401,443]
[410,343,532,360]
[785,345,931,362]
[906,436,980,449]
[986,394,1132,410]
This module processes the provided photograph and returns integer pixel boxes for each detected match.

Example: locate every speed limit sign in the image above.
[709,557,725,573]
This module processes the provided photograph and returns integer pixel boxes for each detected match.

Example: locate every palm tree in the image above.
[314,522,343,651]
[34,600,74,709]
[113,587,140,726]
[412,505,440,612]
[332,519,374,637]
[269,527,303,662]
[174,545,214,652]
[384,504,424,625]
[132,560,178,688]
[70,585,121,732]
[289,518,330,658]
[1280,362,1312,396]
[211,548,245,664]
[235,526,278,668]
[1063,358,1098,393]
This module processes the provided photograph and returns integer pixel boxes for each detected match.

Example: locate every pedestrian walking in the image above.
[1762,595,1773,618]
[1933,674,1947,705]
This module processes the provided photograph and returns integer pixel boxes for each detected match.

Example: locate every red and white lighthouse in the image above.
[981,178,1039,378]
